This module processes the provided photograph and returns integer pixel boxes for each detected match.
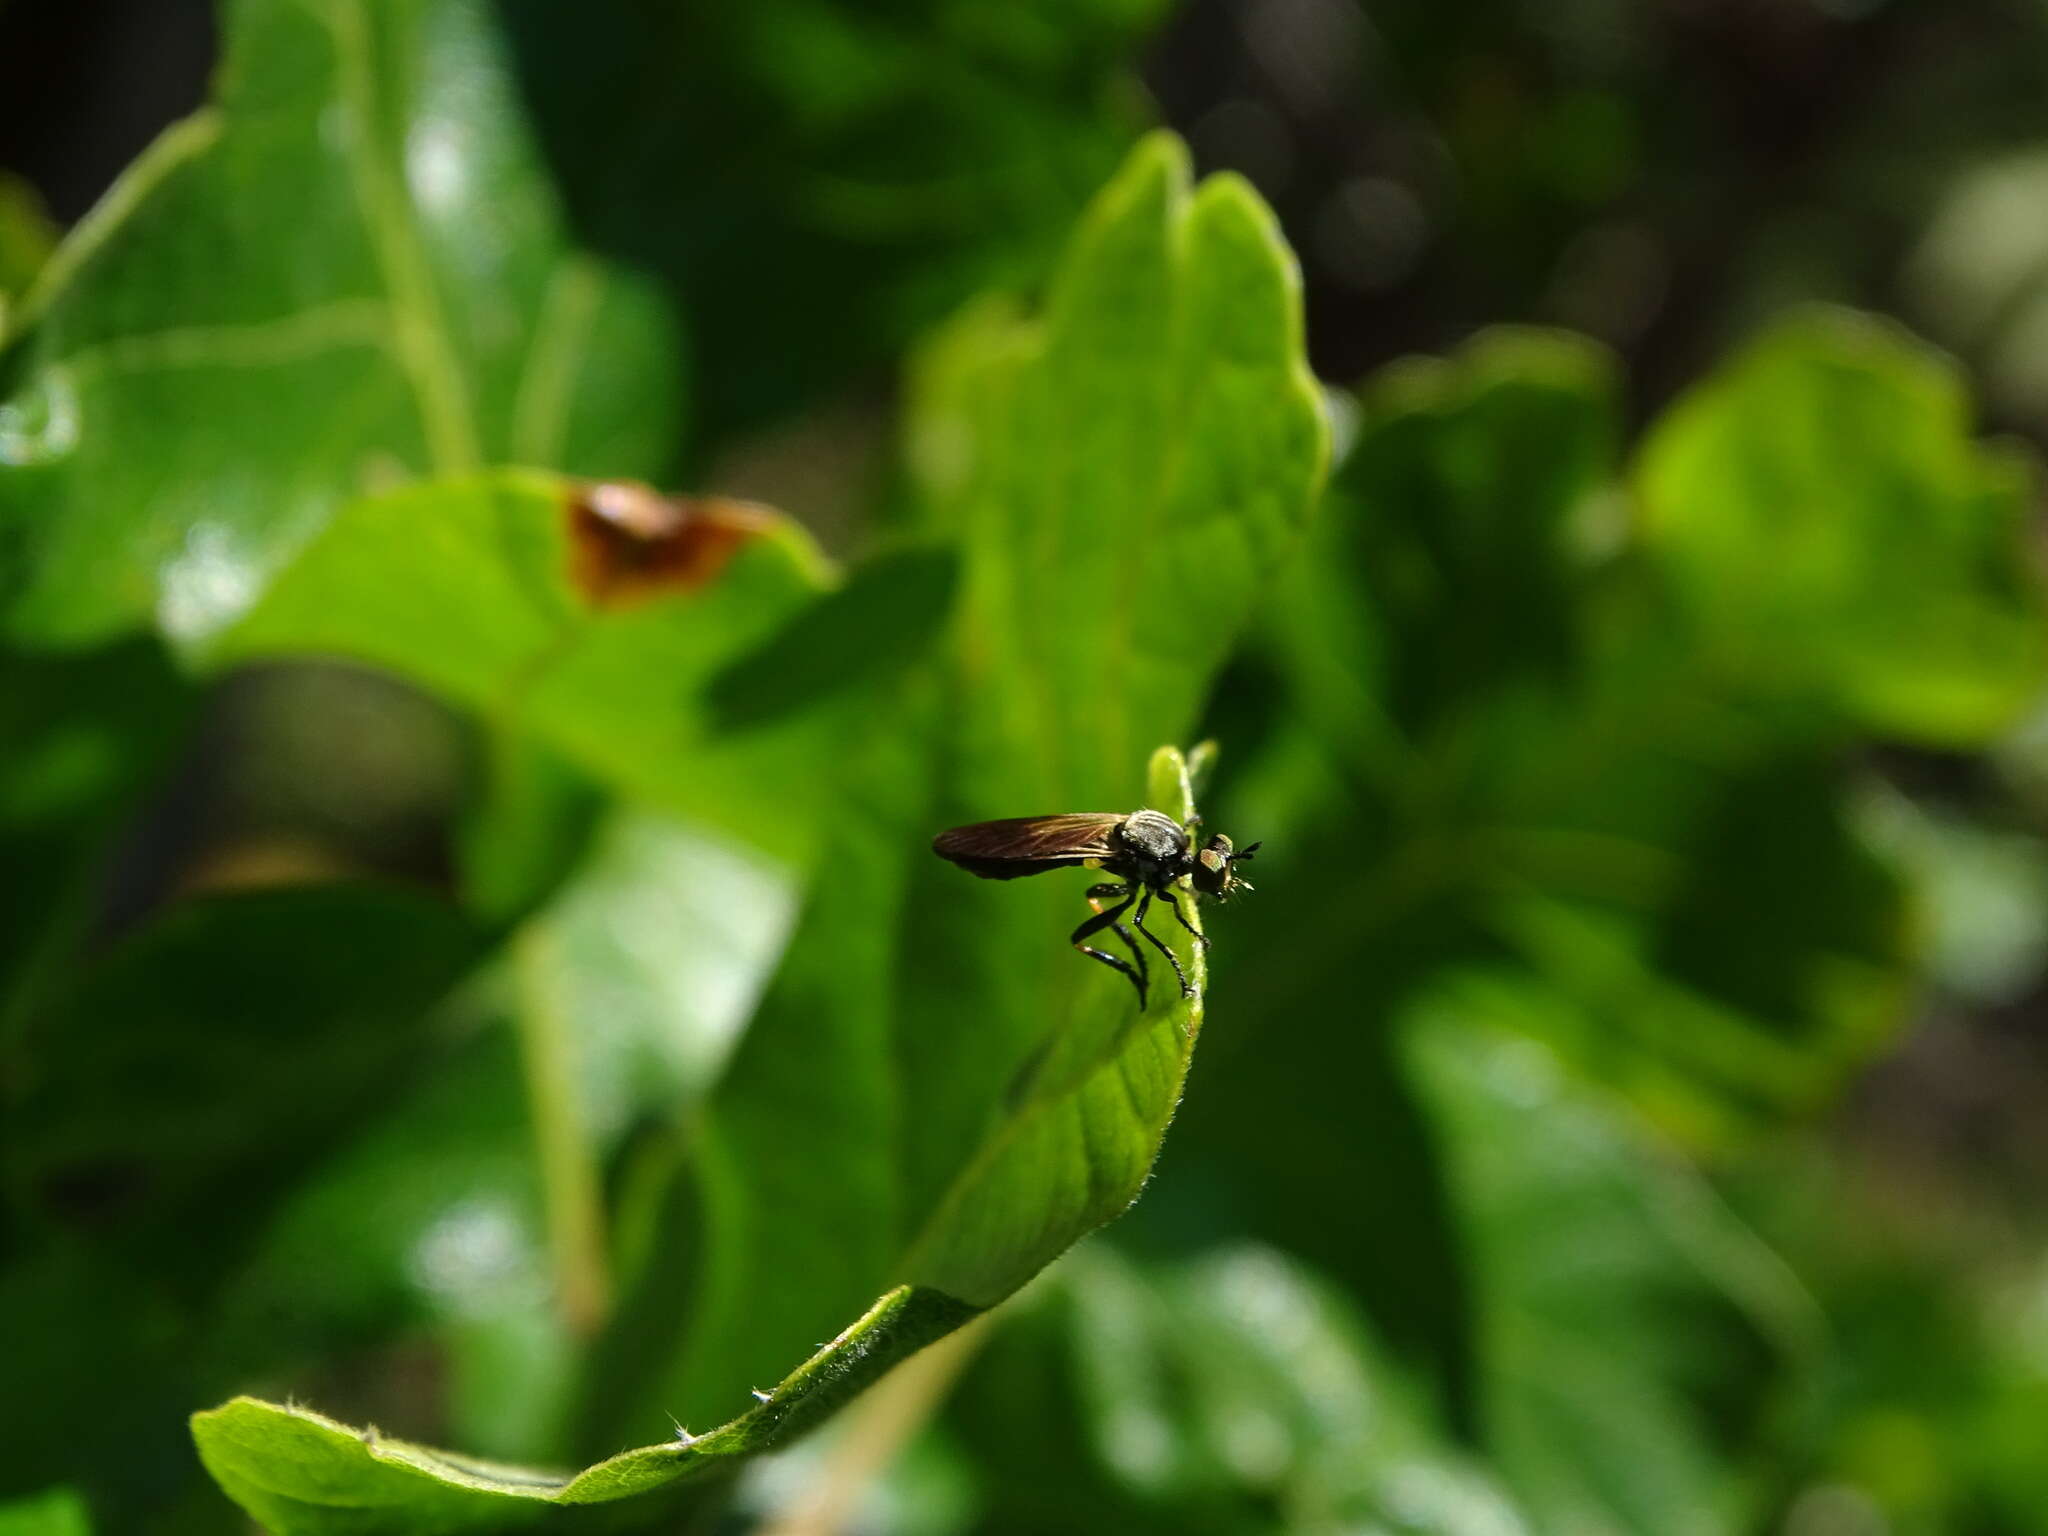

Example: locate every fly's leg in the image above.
[1130,887,1194,999]
[1087,882,1148,999]
[1071,886,1146,1008]
[1162,888,1208,950]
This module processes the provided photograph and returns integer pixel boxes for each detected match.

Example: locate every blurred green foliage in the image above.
[0,1486,91,1536]
[7,2,2048,1534]
[0,172,54,330]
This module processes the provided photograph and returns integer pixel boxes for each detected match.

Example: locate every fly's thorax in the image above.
[1116,808,1190,880]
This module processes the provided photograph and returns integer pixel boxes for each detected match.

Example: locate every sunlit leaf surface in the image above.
[0,0,681,650]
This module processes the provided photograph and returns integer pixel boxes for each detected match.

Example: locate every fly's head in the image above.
[1190,834,1260,901]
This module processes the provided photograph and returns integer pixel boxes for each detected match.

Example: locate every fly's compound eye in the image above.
[1192,836,1239,897]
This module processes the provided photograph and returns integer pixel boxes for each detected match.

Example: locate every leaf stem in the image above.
[325,0,480,470]
[753,1314,994,1536]
[511,922,611,1335]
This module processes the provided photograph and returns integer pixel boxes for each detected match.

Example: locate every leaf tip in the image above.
[1123,129,1195,203]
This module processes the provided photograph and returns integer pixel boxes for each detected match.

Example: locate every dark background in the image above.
[15,0,2048,428]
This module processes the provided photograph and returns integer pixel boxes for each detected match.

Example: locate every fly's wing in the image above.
[931,814,1123,880]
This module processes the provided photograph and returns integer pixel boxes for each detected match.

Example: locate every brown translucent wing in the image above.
[931,813,1124,880]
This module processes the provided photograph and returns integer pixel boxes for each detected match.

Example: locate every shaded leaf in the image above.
[6,885,480,1260]
[0,637,193,1022]
[1405,983,1821,1536]
[492,0,1168,438]
[1162,332,1636,1409]
[1337,328,1621,736]
[0,884,477,1523]
[1193,326,1928,1151]
[705,543,960,733]
[1483,747,1911,1137]
[1167,322,1980,1462]
[951,1240,1532,1536]
[1636,308,2047,746]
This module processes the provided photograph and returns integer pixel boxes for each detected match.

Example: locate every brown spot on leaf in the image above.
[566,481,777,607]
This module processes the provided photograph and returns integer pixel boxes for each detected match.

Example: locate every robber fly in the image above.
[931,809,1259,1008]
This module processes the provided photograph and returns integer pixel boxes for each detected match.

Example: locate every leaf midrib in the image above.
[318,0,482,472]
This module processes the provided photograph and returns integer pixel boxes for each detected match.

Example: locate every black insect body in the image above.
[931,809,1259,1008]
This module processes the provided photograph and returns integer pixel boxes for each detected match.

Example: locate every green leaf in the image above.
[0,171,57,321]
[0,0,683,650]
[489,1,1169,438]
[1194,327,1924,1150]
[189,131,1325,1531]
[642,737,1214,1448]
[1404,983,1821,1536]
[207,1028,556,1429]
[0,885,478,1521]
[1165,322,1950,1456]
[1484,747,1911,1135]
[910,135,1328,810]
[190,1286,980,1535]
[209,805,797,1462]
[1636,307,2048,746]
[455,733,602,926]
[218,469,830,861]
[648,131,1326,1436]
[7,885,480,1263]
[704,543,960,733]
[1334,327,1622,737]
[1163,332,1638,1397]
[523,808,800,1121]
[0,637,193,1026]
[1724,1142,2048,1532]
[951,1241,1533,1535]
[1,0,1170,651]
[0,1487,90,1536]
